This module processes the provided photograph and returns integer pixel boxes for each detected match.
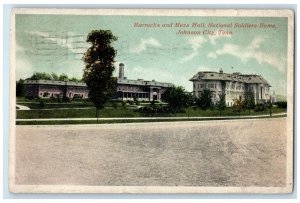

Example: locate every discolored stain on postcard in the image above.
[9,8,294,193]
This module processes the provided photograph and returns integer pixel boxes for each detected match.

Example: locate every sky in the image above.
[15,14,288,96]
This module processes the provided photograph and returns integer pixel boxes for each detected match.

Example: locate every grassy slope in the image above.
[16,106,286,119]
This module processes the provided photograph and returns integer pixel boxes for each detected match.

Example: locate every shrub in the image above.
[62,97,71,102]
[254,103,266,112]
[38,101,45,108]
[111,101,118,109]
[275,101,287,109]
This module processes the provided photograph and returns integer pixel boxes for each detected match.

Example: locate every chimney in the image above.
[219,68,223,74]
[119,63,124,79]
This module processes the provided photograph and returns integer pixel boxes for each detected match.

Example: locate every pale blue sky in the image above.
[15,14,288,95]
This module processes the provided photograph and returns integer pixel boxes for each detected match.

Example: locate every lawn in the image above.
[16,97,287,120]
[16,106,286,119]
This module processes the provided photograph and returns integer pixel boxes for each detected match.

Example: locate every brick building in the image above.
[23,80,89,99]
[190,69,271,106]
[23,63,173,101]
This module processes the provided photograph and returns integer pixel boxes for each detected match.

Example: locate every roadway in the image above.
[14,118,287,187]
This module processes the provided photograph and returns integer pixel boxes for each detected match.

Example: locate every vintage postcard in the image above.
[9,8,294,193]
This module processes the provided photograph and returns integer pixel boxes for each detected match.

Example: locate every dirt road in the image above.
[15,118,287,187]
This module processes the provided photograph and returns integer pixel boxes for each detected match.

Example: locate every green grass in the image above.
[16,106,287,119]
[17,108,142,119]
[16,97,287,119]
[176,107,286,117]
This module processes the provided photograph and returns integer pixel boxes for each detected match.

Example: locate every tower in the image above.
[119,63,124,79]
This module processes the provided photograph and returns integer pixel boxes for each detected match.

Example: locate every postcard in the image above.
[9,8,294,193]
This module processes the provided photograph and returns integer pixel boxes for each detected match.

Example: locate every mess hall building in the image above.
[115,63,173,101]
[23,63,173,101]
[190,69,271,106]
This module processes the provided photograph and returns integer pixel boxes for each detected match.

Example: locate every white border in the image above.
[8,8,294,194]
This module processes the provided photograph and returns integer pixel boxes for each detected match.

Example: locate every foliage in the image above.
[16,79,25,97]
[133,96,140,105]
[197,89,213,110]
[58,73,69,81]
[244,89,255,109]
[69,77,81,82]
[29,72,53,80]
[111,100,118,109]
[254,103,266,112]
[232,97,244,113]
[161,86,189,114]
[82,30,118,119]
[51,73,59,80]
[38,101,45,108]
[275,101,287,109]
[216,92,226,112]
[27,72,82,82]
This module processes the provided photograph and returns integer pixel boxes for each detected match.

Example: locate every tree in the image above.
[161,86,189,114]
[16,79,24,97]
[82,30,118,121]
[198,89,213,110]
[28,72,52,80]
[51,73,59,80]
[232,97,244,116]
[216,92,226,115]
[58,73,69,81]
[244,88,255,114]
[69,77,81,82]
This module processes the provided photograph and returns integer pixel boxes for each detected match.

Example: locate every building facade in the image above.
[23,63,173,101]
[190,69,271,106]
[23,80,89,99]
[114,63,173,101]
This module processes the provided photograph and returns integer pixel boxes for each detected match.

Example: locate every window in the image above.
[193,84,195,89]
[200,84,204,88]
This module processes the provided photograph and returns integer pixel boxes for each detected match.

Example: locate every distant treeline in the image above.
[25,72,83,82]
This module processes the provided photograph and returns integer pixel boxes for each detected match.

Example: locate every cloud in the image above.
[16,58,34,80]
[208,34,232,46]
[207,36,286,72]
[130,38,161,54]
[180,36,207,63]
[180,52,198,63]
[129,65,171,82]
[28,31,88,54]
[188,36,207,51]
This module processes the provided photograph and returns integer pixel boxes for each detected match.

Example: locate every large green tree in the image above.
[244,88,255,114]
[216,92,226,115]
[161,86,189,114]
[197,89,213,110]
[82,30,117,120]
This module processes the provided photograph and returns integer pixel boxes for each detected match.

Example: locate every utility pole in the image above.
[270,95,272,117]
